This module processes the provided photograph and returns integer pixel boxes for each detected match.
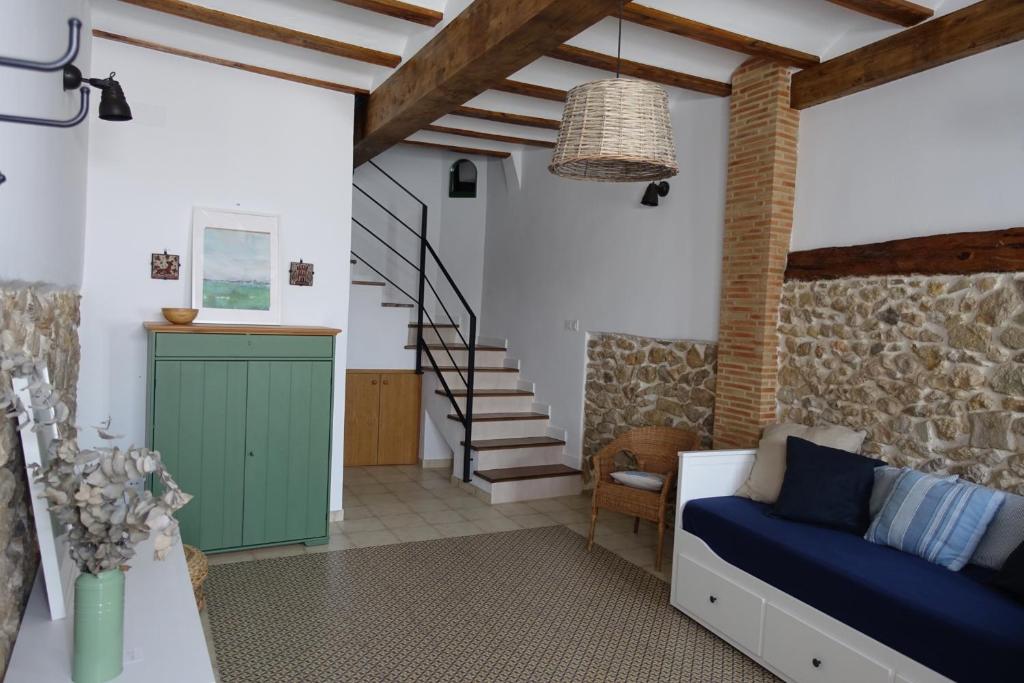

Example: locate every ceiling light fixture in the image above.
[548,0,678,182]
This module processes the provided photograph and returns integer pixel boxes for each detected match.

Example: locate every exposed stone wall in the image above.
[778,273,1024,495]
[584,333,717,479]
[0,287,81,675]
[714,58,800,449]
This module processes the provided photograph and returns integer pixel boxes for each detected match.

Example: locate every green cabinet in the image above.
[146,324,339,553]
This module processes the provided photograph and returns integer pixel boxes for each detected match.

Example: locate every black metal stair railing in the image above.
[352,160,477,483]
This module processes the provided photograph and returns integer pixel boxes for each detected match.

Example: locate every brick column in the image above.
[712,59,800,449]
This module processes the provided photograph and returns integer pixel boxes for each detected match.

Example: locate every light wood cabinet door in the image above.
[344,373,381,466]
[377,373,422,465]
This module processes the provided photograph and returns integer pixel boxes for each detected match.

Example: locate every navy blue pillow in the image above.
[772,436,884,534]
[992,540,1024,603]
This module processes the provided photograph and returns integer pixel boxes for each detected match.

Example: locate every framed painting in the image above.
[191,208,282,325]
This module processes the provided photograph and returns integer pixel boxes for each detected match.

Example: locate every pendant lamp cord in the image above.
[616,0,623,78]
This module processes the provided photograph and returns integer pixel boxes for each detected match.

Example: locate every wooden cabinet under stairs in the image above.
[344,370,421,466]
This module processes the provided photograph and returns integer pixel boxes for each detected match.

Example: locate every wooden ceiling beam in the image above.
[548,44,731,96]
[331,0,442,27]
[825,0,933,27]
[93,30,368,94]
[793,0,1024,109]
[354,0,622,165]
[118,0,401,67]
[622,3,819,69]
[452,106,560,130]
[492,79,567,102]
[423,124,555,147]
[786,228,1024,280]
[401,139,510,158]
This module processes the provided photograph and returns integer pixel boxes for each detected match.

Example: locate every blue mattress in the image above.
[682,496,1024,683]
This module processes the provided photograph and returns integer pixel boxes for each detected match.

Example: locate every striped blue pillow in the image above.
[865,468,1005,571]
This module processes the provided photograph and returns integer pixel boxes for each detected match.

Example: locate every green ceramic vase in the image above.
[73,569,125,683]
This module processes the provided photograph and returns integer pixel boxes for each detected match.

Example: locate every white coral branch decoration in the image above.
[3,348,192,574]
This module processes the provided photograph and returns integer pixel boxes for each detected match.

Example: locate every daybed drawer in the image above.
[764,604,892,683]
[673,554,764,655]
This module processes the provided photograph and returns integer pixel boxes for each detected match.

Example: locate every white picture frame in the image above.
[191,207,282,325]
[14,368,78,621]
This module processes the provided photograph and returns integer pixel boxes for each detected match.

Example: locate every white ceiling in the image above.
[91,0,980,155]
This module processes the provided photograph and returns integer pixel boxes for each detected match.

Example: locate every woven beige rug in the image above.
[206,526,777,682]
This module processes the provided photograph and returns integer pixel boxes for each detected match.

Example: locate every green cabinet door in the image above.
[152,360,248,551]
[242,361,332,546]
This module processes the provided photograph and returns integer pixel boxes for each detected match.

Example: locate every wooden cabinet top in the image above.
[144,322,341,336]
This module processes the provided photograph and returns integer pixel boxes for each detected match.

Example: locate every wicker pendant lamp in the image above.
[548,2,678,182]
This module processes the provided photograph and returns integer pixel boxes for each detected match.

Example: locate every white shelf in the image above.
[7,539,215,683]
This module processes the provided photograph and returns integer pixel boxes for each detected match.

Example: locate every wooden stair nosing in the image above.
[352,280,385,286]
[461,436,565,451]
[409,323,459,328]
[446,411,549,422]
[473,464,581,483]
[435,388,533,398]
[408,343,507,351]
[382,302,414,308]
[435,366,517,373]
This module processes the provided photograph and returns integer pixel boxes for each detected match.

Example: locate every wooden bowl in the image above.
[161,307,199,325]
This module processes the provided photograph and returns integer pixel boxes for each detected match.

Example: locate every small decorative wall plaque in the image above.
[289,260,314,287]
[151,251,180,280]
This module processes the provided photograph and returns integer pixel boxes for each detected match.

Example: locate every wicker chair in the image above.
[587,426,699,570]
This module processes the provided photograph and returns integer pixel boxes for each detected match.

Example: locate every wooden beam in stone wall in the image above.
[785,228,1024,281]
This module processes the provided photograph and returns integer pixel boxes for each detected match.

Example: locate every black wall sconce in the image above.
[0,17,132,128]
[0,18,132,185]
[641,181,670,207]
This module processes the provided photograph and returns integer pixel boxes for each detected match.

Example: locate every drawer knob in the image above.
[708,595,717,604]
[812,658,821,669]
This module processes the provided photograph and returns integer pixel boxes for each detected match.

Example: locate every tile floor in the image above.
[206,465,675,581]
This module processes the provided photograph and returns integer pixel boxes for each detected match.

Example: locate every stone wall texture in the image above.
[0,287,81,675]
[584,333,717,479]
[778,273,1024,495]
[713,58,800,449]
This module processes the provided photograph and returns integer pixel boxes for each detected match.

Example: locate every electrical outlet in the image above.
[564,319,580,332]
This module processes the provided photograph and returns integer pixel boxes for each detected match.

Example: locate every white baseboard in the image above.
[421,457,452,470]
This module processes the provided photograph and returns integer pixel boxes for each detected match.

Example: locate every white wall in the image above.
[793,40,1024,251]
[0,0,92,287]
[348,144,488,369]
[437,155,487,319]
[78,39,354,510]
[480,94,729,467]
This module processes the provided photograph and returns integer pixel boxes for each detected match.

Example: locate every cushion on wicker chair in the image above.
[611,470,665,491]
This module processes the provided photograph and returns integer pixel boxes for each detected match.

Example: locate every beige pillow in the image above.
[735,423,867,503]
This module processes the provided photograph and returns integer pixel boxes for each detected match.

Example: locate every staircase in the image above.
[349,162,582,503]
